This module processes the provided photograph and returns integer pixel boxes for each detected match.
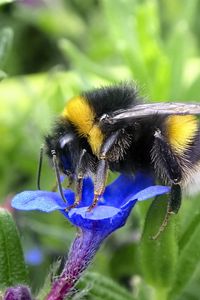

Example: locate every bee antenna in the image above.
[51,150,67,203]
[37,145,44,190]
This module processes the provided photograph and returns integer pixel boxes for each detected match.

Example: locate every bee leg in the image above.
[99,130,121,159]
[168,183,182,213]
[87,159,109,211]
[87,131,121,211]
[66,172,74,188]
[152,130,182,239]
[66,149,86,211]
[66,175,84,211]
[151,184,181,240]
[152,182,182,238]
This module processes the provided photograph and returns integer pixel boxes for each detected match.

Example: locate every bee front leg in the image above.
[99,130,121,159]
[66,149,86,211]
[152,130,182,239]
[88,130,122,211]
[87,159,109,211]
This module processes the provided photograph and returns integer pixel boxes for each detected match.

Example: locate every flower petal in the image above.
[11,178,94,212]
[12,191,68,212]
[12,173,170,236]
[68,206,120,220]
[63,199,138,232]
[121,185,170,210]
[103,172,154,207]
[135,185,171,201]
[63,206,120,230]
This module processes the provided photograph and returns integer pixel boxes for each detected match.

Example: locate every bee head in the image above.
[45,120,80,176]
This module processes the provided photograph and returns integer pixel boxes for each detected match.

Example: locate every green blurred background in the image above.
[1,0,200,299]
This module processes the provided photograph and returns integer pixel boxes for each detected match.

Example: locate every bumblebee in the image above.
[40,83,200,236]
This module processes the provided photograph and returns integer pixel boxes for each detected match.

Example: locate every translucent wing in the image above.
[101,102,200,125]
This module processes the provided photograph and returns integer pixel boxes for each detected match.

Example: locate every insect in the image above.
[39,83,200,238]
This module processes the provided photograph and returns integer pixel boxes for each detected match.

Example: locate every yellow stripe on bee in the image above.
[62,96,104,155]
[166,115,198,153]
[88,125,104,155]
[62,96,94,135]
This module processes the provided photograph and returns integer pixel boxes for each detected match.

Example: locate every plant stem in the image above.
[46,229,104,300]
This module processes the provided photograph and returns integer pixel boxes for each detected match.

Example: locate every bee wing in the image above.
[103,102,200,125]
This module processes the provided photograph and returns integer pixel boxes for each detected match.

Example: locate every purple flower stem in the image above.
[46,228,106,300]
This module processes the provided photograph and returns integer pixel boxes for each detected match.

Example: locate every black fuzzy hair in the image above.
[83,82,142,118]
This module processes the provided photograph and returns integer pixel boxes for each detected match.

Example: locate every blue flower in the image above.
[25,247,44,266]
[12,173,169,237]
[12,173,170,300]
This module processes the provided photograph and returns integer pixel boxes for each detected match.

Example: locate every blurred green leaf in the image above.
[109,242,139,280]
[76,272,135,300]
[0,70,6,81]
[0,208,28,288]
[0,0,15,5]
[178,195,200,252]
[176,266,200,300]
[167,24,190,99]
[101,0,148,84]
[169,203,200,299]
[0,28,13,68]
[37,259,61,300]
[59,39,115,82]
[140,195,178,293]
